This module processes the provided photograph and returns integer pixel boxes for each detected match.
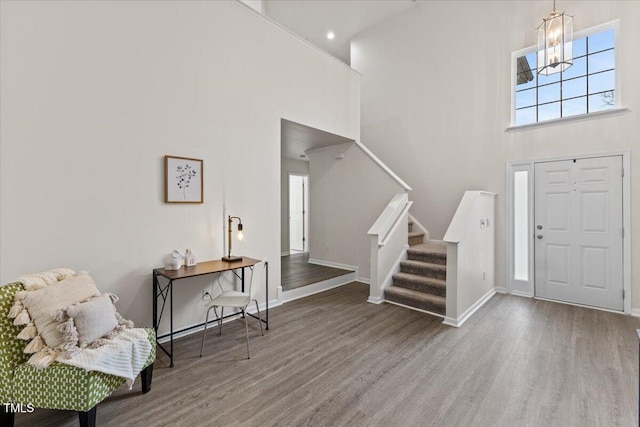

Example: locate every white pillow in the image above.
[64,295,119,348]
[56,293,134,358]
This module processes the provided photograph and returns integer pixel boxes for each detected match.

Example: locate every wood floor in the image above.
[16,283,640,426]
[280,252,352,291]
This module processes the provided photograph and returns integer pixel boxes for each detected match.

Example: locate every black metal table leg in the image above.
[152,272,158,335]
[153,271,174,367]
[241,267,245,318]
[266,261,269,330]
[169,279,173,367]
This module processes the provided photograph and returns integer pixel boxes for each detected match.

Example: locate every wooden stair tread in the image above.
[392,271,446,296]
[386,286,445,303]
[408,230,425,247]
[400,260,446,272]
[408,243,447,254]
[400,259,446,281]
[384,286,446,315]
[393,216,446,315]
[393,272,445,287]
[407,244,447,265]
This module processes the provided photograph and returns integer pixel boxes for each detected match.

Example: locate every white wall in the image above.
[352,1,640,308]
[444,192,496,324]
[280,158,309,254]
[240,0,263,14]
[0,0,360,334]
[307,142,407,280]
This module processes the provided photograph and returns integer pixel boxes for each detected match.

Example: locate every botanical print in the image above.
[176,164,197,200]
[165,156,203,203]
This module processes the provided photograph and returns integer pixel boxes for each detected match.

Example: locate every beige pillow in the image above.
[20,274,100,349]
[65,295,118,347]
[56,293,134,358]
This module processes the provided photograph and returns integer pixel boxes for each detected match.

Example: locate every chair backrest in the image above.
[247,258,267,300]
[0,283,30,401]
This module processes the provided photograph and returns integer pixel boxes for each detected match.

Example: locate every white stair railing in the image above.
[442,191,497,327]
[354,141,412,191]
[367,193,413,303]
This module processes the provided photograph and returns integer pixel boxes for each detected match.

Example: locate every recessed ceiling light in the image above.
[327,31,335,40]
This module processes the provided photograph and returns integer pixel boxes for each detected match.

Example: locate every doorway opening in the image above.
[289,173,308,254]
[280,118,356,296]
[507,152,630,313]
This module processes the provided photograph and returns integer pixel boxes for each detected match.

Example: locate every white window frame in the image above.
[506,162,534,297]
[509,20,625,130]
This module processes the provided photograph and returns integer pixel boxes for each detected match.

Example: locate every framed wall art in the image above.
[164,155,203,203]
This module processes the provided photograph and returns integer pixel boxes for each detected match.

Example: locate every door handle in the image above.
[537,234,543,239]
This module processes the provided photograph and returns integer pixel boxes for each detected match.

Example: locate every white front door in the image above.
[534,156,623,310]
[289,175,305,252]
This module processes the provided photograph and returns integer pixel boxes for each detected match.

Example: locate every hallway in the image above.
[280,253,353,291]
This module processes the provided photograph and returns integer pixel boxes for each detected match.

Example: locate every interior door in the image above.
[534,156,623,310]
[289,175,304,252]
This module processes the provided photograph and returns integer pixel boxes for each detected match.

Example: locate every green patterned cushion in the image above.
[11,329,156,411]
[12,362,125,411]
[1,282,156,411]
[0,283,29,402]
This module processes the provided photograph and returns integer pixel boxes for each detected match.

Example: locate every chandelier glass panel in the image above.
[537,1,573,75]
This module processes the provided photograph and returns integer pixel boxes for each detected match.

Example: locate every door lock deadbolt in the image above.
[537,234,543,239]
[537,225,543,230]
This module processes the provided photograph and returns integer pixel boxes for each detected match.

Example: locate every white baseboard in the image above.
[248,298,283,315]
[357,277,370,285]
[277,271,356,303]
[281,252,289,257]
[443,288,497,328]
[384,299,445,319]
[157,297,282,344]
[510,290,534,298]
[495,286,509,294]
[442,318,458,327]
[631,309,640,317]
[367,296,384,304]
[308,258,359,275]
[367,245,407,302]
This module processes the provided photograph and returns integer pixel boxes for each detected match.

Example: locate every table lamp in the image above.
[222,215,243,262]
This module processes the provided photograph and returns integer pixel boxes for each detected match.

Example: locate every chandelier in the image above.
[537,0,573,75]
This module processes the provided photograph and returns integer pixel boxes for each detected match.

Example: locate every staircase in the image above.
[384,220,447,316]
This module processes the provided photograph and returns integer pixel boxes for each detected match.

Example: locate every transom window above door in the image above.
[511,21,619,127]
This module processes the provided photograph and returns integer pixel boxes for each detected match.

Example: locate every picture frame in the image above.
[164,155,203,203]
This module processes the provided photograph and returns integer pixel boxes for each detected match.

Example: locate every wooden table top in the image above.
[154,257,261,280]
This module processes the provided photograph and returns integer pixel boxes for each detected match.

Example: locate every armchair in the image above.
[0,282,155,427]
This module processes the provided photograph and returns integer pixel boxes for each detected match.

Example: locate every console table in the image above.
[152,257,268,367]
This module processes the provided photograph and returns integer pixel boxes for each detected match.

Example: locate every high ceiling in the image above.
[267,1,417,159]
[264,0,417,64]
[281,119,354,161]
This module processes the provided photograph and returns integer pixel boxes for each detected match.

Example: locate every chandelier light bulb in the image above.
[537,1,573,75]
